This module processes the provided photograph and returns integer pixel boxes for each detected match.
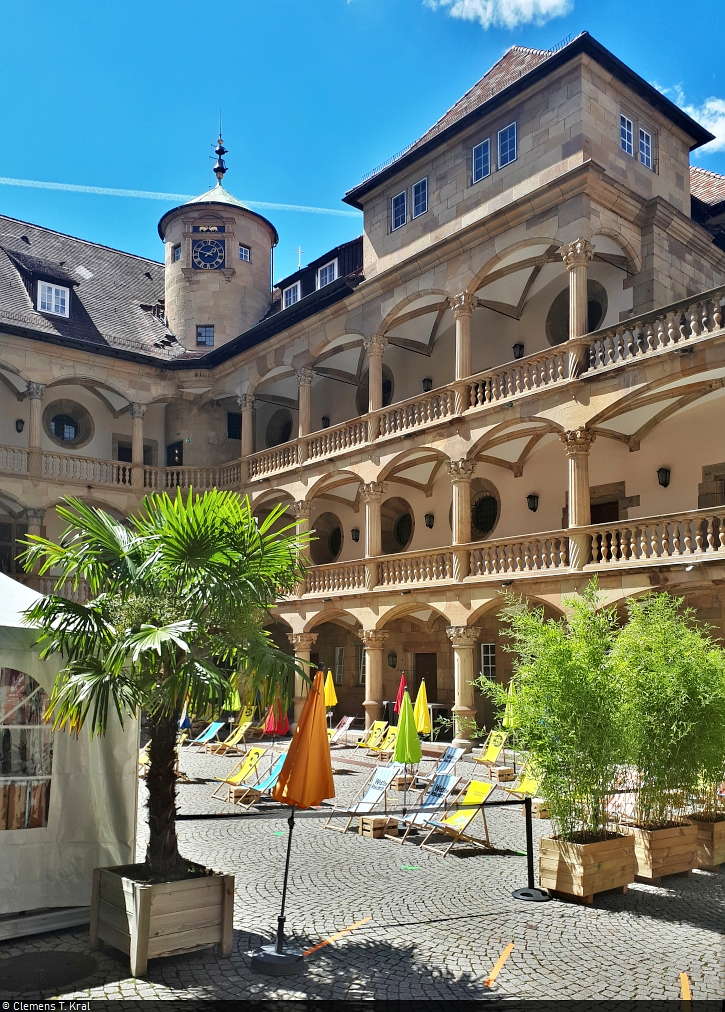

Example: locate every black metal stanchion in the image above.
[512,796,550,902]
[251,806,305,974]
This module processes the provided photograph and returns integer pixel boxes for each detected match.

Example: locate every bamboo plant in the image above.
[21,490,309,881]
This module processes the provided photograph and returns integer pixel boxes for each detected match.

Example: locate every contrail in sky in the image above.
[0,176,362,218]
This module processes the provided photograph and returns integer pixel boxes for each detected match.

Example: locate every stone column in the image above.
[130,403,146,489]
[240,393,254,459]
[27,382,45,478]
[287,632,317,726]
[363,335,387,440]
[560,428,596,570]
[560,238,595,377]
[361,481,386,590]
[446,626,480,752]
[292,499,313,596]
[449,292,478,413]
[359,629,389,728]
[447,459,476,581]
[296,367,314,463]
[25,507,45,537]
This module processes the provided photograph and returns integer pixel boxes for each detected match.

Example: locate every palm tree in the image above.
[21,489,308,881]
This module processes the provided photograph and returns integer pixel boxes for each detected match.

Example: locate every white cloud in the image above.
[425,0,572,30]
[653,83,725,155]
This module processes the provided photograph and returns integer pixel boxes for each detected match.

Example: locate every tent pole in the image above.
[275,805,295,954]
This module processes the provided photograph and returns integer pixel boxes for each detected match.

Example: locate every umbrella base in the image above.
[250,943,305,975]
[512,886,551,902]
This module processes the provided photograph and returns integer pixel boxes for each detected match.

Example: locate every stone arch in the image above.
[308,329,367,363]
[375,599,453,631]
[43,376,134,413]
[249,487,295,511]
[303,608,361,634]
[307,469,365,502]
[467,592,565,627]
[467,416,564,476]
[377,289,452,339]
[591,228,641,276]
[467,237,559,297]
[378,445,450,486]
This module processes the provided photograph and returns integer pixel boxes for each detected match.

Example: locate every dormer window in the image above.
[283,282,300,309]
[38,281,69,318]
[317,260,337,289]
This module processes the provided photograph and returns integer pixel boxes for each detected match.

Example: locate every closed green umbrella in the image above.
[393,689,422,821]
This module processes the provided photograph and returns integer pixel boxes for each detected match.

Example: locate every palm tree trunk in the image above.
[145,709,185,880]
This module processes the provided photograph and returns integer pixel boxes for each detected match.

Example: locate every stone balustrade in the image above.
[305,418,369,461]
[42,451,134,486]
[378,548,454,586]
[17,574,90,602]
[468,348,569,406]
[305,560,368,595]
[584,507,725,567]
[0,445,27,474]
[145,462,240,491]
[469,532,568,575]
[377,388,457,437]
[247,442,298,479]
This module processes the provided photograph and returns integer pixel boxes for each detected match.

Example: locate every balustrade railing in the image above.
[144,462,240,490]
[468,349,569,407]
[16,574,90,602]
[306,418,368,462]
[0,446,27,474]
[42,452,134,486]
[470,533,568,575]
[247,443,298,479]
[584,508,725,567]
[378,389,457,436]
[378,549,454,586]
[305,561,367,595]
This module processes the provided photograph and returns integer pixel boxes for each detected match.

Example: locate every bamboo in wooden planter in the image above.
[625,821,698,884]
[538,834,634,905]
[689,817,725,872]
[89,865,234,978]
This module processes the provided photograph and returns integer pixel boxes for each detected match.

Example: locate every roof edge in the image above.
[157,199,279,245]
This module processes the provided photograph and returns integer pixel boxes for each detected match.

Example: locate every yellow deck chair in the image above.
[475,730,508,774]
[206,708,256,754]
[355,720,388,750]
[505,768,539,798]
[138,742,150,778]
[211,747,266,801]
[368,725,398,758]
[420,779,495,856]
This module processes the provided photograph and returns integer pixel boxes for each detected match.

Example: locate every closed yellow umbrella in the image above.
[413,679,431,736]
[324,669,338,708]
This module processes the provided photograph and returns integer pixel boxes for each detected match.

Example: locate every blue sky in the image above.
[0,0,723,281]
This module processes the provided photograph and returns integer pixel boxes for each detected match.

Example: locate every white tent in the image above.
[0,574,137,928]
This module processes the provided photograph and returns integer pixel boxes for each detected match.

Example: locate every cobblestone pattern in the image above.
[0,745,723,1001]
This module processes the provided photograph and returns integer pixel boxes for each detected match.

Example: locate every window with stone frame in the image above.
[334,646,344,685]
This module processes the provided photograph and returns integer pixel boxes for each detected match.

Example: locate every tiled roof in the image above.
[0,214,184,360]
[690,166,725,206]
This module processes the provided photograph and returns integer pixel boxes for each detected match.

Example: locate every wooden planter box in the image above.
[625,822,698,884]
[89,865,234,977]
[690,817,725,872]
[539,835,634,905]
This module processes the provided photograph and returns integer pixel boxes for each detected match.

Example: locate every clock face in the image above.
[192,239,225,270]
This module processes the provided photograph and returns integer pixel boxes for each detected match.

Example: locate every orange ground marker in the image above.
[303,916,372,957]
[680,972,692,1001]
[484,942,515,987]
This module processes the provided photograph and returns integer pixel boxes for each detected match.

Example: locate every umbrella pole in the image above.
[275,805,296,954]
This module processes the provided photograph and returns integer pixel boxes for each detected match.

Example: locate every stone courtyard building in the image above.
[2,32,725,748]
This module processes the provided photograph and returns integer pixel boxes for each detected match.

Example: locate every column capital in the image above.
[293,499,313,521]
[446,626,480,648]
[287,632,318,651]
[560,428,596,456]
[239,393,254,410]
[447,459,476,482]
[24,507,45,526]
[363,334,387,357]
[130,402,147,420]
[295,367,315,387]
[560,239,595,271]
[448,292,479,319]
[358,629,389,648]
[361,481,387,503]
[27,381,45,401]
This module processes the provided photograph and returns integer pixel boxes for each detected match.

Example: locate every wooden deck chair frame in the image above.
[355,719,388,750]
[392,773,460,845]
[420,780,495,856]
[415,746,465,788]
[328,715,355,747]
[366,725,397,758]
[211,747,266,801]
[185,720,225,751]
[504,766,540,799]
[231,752,288,810]
[324,764,402,833]
[475,729,508,773]
[206,707,255,754]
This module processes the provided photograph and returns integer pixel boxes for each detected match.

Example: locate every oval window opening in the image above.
[472,495,498,538]
[393,513,412,549]
[50,414,79,442]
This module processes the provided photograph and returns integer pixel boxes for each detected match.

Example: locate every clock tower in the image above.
[158,138,278,351]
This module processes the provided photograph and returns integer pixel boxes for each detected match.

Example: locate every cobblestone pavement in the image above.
[0,744,723,1001]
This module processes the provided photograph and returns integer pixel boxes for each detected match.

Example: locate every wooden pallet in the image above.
[359,817,398,838]
[491,766,516,783]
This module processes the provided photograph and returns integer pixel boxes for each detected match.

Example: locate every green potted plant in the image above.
[21,490,308,976]
[484,581,633,903]
[611,594,725,882]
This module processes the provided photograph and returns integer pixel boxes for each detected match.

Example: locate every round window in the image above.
[381,496,414,553]
[545,280,608,346]
[50,414,78,442]
[310,512,344,565]
[472,495,498,538]
[393,513,412,549]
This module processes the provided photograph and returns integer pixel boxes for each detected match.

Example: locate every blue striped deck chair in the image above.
[394,772,459,845]
[185,720,224,751]
[325,763,404,833]
[232,752,288,809]
[416,746,465,788]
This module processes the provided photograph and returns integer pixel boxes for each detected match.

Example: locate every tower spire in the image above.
[213,131,228,183]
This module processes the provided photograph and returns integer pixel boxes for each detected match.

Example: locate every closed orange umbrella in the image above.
[272,669,334,809]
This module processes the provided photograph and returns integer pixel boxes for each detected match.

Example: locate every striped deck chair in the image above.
[206,707,256,754]
[367,725,398,758]
[355,720,388,750]
[185,720,225,751]
[231,752,288,809]
[211,747,266,801]
[474,730,508,775]
[415,746,464,788]
[325,763,403,833]
[420,780,495,856]
[394,773,459,845]
[328,715,355,746]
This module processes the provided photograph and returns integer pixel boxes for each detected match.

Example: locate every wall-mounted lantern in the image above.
[15,419,24,433]
[657,467,671,488]
[424,513,434,529]
[526,494,539,512]
[321,415,330,428]
[513,343,525,359]
[351,528,360,542]
[387,652,397,669]
[422,377,433,392]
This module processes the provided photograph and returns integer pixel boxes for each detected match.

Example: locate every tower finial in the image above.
[213,131,228,183]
